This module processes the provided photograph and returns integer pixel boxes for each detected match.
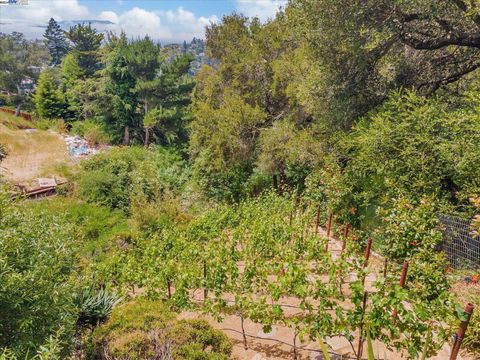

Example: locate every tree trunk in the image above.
[15,103,21,117]
[273,174,278,192]
[240,312,248,350]
[123,125,130,145]
[74,320,83,360]
[144,127,150,147]
[167,278,172,299]
[203,258,208,302]
[293,328,298,360]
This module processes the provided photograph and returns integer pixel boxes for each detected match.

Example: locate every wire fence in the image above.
[437,213,480,270]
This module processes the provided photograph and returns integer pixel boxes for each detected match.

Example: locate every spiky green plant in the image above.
[74,287,121,359]
[75,287,122,327]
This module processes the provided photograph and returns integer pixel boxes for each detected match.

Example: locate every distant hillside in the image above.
[34,20,115,29]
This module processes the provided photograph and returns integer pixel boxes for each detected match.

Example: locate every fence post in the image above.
[363,237,373,269]
[392,260,409,320]
[450,303,474,360]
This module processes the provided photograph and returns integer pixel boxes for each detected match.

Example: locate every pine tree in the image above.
[34,70,65,119]
[66,23,104,76]
[43,18,69,66]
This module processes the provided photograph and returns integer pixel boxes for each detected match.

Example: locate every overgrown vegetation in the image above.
[89,300,232,359]
[1,0,480,358]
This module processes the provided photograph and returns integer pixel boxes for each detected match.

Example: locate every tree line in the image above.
[0,18,194,146]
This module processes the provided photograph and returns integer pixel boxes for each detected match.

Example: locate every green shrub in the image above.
[35,118,61,131]
[0,93,13,107]
[0,192,79,357]
[76,146,188,213]
[70,119,111,145]
[340,90,480,216]
[89,299,232,359]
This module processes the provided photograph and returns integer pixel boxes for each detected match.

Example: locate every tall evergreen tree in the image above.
[43,18,69,66]
[66,23,104,77]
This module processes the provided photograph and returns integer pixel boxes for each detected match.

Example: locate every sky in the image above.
[0,0,287,43]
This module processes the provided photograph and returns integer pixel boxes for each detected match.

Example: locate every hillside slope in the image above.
[0,113,69,183]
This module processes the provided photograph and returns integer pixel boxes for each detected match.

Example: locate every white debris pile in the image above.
[64,135,97,158]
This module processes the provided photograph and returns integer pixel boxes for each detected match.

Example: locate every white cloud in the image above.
[0,1,218,42]
[1,0,90,37]
[98,11,119,25]
[112,7,170,39]
[97,7,217,42]
[236,0,287,21]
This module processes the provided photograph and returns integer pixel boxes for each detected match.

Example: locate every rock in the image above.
[257,326,277,338]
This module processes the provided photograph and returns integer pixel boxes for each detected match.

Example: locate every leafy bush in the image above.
[341,90,480,215]
[76,146,188,213]
[376,195,450,301]
[0,93,13,107]
[70,119,111,145]
[89,299,232,359]
[376,195,442,261]
[0,192,79,357]
[35,118,67,132]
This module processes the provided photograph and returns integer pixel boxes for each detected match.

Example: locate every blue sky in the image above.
[0,0,287,42]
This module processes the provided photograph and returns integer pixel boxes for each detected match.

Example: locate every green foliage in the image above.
[0,33,49,109]
[376,195,442,261]
[76,146,188,213]
[43,18,69,66]
[0,192,79,357]
[34,70,66,119]
[75,287,122,328]
[342,91,480,211]
[89,299,232,359]
[191,90,266,201]
[70,119,111,145]
[66,24,103,77]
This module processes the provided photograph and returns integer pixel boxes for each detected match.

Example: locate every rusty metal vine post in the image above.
[357,291,369,360]
[363,237,373,269]
[392,260,409,320]
[361,237,373,286]
[450,303,475,360]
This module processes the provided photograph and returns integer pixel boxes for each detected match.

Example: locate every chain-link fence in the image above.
[437,213,480,270]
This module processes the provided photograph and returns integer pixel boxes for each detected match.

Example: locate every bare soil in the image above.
[1,125,69,183]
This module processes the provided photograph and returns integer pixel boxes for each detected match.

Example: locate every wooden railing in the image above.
[0,107,32,121]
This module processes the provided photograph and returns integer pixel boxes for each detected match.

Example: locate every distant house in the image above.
[20,77,36,93]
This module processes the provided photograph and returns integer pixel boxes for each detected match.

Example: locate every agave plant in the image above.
[74,287,122,359]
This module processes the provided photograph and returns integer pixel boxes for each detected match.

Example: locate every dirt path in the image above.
[1,125,69,183]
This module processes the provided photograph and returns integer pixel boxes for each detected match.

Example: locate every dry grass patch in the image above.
[0,113,70,183]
